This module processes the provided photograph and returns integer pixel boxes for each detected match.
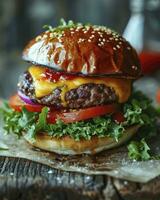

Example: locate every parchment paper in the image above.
[0,119,160,183]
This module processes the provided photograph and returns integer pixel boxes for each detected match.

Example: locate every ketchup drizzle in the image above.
[41,68,78,82]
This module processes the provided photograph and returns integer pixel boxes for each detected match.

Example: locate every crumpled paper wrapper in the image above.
[0,119,160,183]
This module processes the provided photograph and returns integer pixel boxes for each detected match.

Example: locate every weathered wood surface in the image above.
[0,156,160,200]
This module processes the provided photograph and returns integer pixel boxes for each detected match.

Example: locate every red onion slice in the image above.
[18,91,36,105]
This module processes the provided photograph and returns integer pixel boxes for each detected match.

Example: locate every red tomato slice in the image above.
[9,94,44,112]
[9,94,118,124]
[112,112,125,124]
[54,104,118,124]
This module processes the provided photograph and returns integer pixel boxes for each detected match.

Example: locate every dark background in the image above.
[0,0,159,99]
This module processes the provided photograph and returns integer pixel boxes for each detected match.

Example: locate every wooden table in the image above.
[0,156,160,200]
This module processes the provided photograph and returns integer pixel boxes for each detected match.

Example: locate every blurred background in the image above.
[0,0,160,103]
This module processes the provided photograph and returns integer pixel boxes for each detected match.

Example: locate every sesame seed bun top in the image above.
[22,20,141,78]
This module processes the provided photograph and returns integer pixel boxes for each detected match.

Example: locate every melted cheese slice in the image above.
[28,65,132,106]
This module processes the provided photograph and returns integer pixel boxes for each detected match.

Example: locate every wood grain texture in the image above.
[0,156,160,200]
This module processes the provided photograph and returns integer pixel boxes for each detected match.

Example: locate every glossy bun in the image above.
[24,125,140,155]
[22,23,141,78]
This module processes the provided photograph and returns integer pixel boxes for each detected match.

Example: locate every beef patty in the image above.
[18,71,118,109]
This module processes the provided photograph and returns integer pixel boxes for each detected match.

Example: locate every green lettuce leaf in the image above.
[127,138,151,161]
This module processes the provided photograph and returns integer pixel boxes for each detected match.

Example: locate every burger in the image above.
[1,20,156,157]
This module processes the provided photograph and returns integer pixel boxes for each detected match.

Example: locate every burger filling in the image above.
[18,65,131,108]
[11,65,156,152]
[18,71,118,108]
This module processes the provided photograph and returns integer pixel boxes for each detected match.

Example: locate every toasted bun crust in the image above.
[24,125,140,155]
[22,24,141,78]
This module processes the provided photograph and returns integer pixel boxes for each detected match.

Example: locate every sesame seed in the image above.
[90,35,94,38]
[78,38,82,43]
[127,46,131,50]
[43,34,48,39]
[88,39,92,42]
[116,45,120,49]
[78,38,85,43]
[113,47,116,50]
[49,33,54,38]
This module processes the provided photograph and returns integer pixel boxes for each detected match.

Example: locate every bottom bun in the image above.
[24,125,140,155]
